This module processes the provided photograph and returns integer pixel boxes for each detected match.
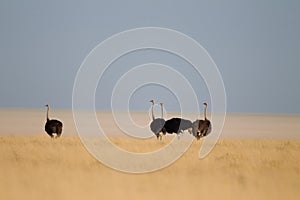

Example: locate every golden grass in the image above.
[1,135,300,200]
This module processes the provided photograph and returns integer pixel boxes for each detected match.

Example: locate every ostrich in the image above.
[192,102,212,140]
[149,100,165,140]
[44,104,63,138]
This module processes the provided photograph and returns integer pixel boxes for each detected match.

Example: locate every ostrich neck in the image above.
[204,105,207,121]
[46,106,50,121]
[161,105,164,119]
[151,103,155,121]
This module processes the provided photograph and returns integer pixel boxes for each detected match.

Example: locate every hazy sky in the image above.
[0,0,299,113]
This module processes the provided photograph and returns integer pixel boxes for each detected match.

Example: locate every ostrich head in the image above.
[45,104,49,107]
[203,102,208,107]
[149,99,155,105]
[159,102,163,107]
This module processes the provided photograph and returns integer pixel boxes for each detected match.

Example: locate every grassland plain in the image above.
[1,110,300,200]
[1,135,300,200]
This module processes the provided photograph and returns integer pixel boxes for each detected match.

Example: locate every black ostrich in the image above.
[160,104,192,138]
[44,104,63,138]
[192,102,212,140]
[149,100,165,140]
[162,117,192,138]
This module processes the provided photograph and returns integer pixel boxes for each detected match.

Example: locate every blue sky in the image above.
[0,0,299,113]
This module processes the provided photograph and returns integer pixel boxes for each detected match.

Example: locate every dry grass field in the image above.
[0,110,300,200]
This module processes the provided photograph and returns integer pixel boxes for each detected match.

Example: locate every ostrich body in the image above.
[162,118,192,135]
[192,102,211,140]
[44,104,63,138]
[149,100,165,140]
